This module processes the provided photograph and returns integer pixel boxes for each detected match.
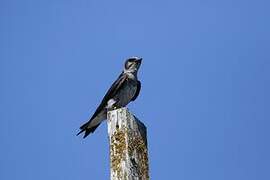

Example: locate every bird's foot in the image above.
[113,105,122,110]
[107,105,120,111]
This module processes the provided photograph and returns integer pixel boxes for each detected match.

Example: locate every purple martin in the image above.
[77,57,142,138]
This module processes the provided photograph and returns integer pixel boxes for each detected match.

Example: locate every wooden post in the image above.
[107,107,149,180]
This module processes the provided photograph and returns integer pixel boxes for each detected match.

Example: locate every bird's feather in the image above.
[77,72,129,137]
[89,72,128,120]
[131,80,141,101]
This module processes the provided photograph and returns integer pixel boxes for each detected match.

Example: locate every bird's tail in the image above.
[77,121,100,138]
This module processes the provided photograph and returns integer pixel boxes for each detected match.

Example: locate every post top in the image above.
[108,107,129,113]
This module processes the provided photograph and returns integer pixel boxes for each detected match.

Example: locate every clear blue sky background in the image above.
[1,0,269,179]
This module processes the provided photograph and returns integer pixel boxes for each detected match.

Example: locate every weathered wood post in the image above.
[107,107,149,180]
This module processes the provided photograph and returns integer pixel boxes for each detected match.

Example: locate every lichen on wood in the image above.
[107,108,149,180]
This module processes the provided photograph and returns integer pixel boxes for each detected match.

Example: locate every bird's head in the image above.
[124,56,142,73]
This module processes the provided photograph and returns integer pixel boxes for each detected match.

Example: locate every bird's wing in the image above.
[77,73,128,137]
[88,72,128,121]
[131,80,141,101]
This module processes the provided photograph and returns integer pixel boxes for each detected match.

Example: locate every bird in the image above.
[77,56,142,138]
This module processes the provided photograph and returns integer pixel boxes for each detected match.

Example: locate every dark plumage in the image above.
[77,57,142,138]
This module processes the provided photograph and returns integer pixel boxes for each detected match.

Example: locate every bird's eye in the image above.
[125,61,133,69]
[128,62,133,67]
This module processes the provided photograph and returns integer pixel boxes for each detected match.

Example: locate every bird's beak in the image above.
[136,58,142,65]
[136,58,142,70]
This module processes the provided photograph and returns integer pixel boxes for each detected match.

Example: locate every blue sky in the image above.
[1,0,270,179]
